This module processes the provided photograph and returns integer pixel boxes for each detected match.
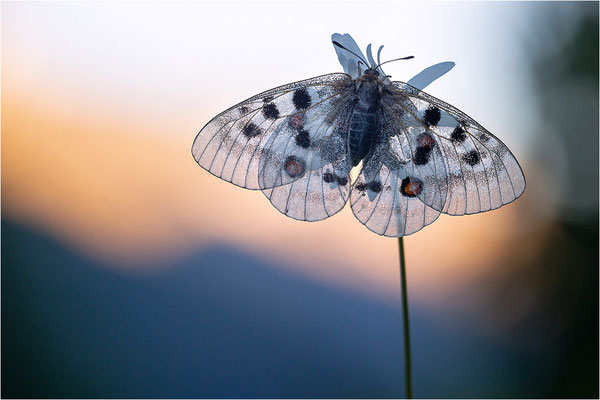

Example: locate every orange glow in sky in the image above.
[2,2,549,306]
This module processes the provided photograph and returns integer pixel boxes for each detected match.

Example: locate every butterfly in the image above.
[191,33,526,237]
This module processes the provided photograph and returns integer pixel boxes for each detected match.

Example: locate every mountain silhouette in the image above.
[2,219,528,398]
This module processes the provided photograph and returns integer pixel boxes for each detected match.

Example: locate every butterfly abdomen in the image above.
[348,109,377,166]
[348,79,381,167]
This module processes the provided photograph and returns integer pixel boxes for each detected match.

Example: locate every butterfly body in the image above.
[348,69,384,167]
[192,35,525,237]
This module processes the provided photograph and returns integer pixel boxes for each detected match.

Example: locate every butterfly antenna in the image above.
[332,41,369,66]
[375,56,415,69]
[376,45,384,67]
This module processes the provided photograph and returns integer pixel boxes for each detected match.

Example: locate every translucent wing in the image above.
[261,105,354,221]
[191,73,353,190]
[384,82,526,216]
[349,107,448,237]
[407,62,455,91]
[331,33,368,78]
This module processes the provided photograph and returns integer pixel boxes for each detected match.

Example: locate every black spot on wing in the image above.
[323,172,336,183]
[323,172,348,186]
[413,147,431,166]
[424,107,441,126]
[243,122,262,138]
[369,181,382,193]
[262,102,280,119]
[451,126,467,143]
[293,88,311,110]
[413,132,435,166]
[463,150,481,166]
[295,129,310,148]
[478,132,490,142]
[356,181,383,193]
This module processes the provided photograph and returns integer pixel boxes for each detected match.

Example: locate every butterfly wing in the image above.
[261,103,354,221]
[191,73,353,190]
[349,107,448,237]
[331,33,368,78]
[407,62,455,91]
[383,82,526,216]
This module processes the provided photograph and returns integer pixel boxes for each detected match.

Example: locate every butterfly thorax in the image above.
[348,71,384,166]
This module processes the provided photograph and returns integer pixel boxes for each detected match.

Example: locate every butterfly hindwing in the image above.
[191,73,353,190]
[263,107,350,221]
[387,82,526,216]
[350,155,443,237]
[349,107,447,237]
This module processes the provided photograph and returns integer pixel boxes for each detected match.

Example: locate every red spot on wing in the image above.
[284,156,306,178]
[288,114,305,130]
[401,176,424,197]
[416,132,435,150]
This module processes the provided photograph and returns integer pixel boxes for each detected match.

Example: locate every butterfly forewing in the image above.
[191,73,353,190]
[257,83,354,190]
[389,82,526,216]
[380,98,450,213]
[260,99,355,221]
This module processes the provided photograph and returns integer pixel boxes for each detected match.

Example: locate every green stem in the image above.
[398,237,413,399]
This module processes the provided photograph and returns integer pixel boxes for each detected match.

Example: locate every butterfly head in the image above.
[332,39,413,85]
[357,68,385,89]
[363,68,380,77]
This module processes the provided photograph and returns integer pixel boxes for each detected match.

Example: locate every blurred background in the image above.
[2,1,598,398]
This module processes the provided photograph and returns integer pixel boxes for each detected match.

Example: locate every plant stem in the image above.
[398,237,413,399]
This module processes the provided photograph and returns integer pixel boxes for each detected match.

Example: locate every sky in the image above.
[1,1,575,307]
